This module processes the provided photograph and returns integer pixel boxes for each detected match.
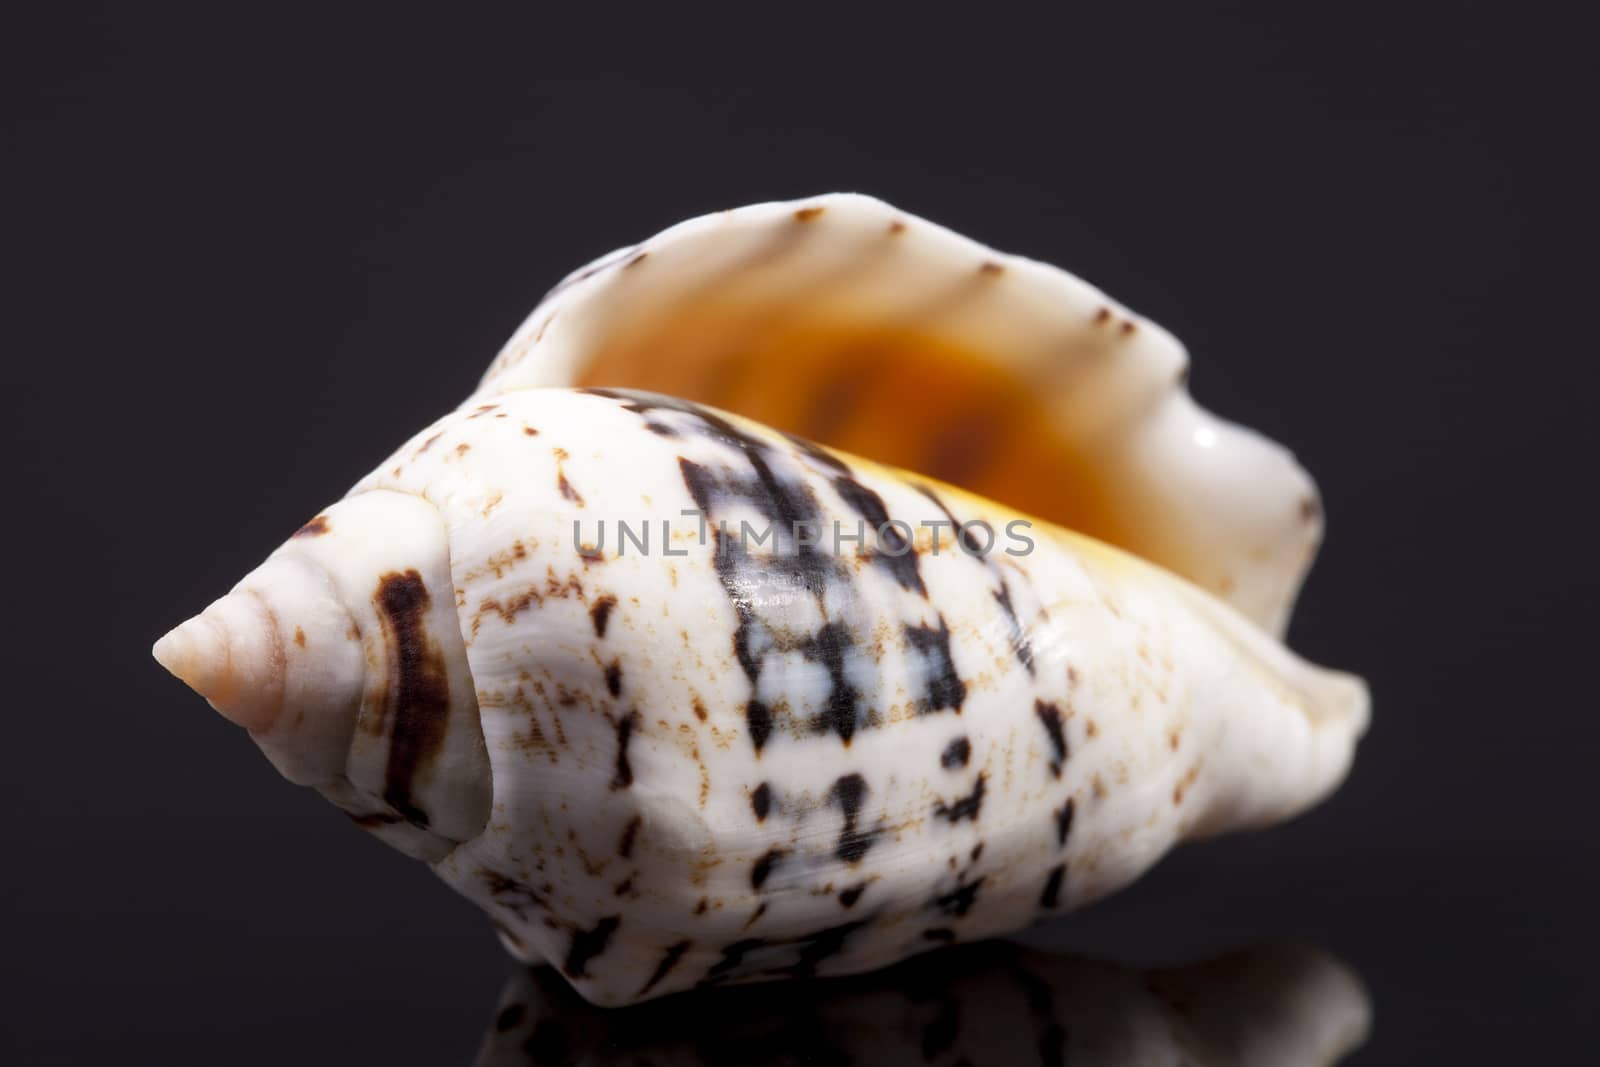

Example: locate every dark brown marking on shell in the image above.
[604,659,624,698]
[417,431,445,454]
[941,736,971,769]
[522,425,540,436]
[1119,319,1137,336]
[1040,864,1066,909]
[831,773,878,864]
[692,697,708,721]
[1055,798,1075,847]
[733,619,761,683]
[374,570,452,828]
[993,580,1036,676]
[904,616,967,714]
[1173,764,1201,805]
[831,474,926,596]
[794,206,825,222]
[491,921,524,953]
[751,847,787,890]
[806,620,865,744]
[743,902,769,930]
[468,403,499,419]
[347,811,403,828]
[705,938,763,982]
[916,483,961,529]
[955,518,993,556]
[888,219,907,234]
[613,876,634,897]
[838,884,865,908]
[611,711,638,790]
[970,843,984,863]
[933,876,985,918]
[563,915,620,979]
[783,430,852,475]
[482,870,546,920]
[746,699,773,753]
[1301,495,1322,522]
[1093,307,1112,325]
[978,260,1005,276]
[473,586,544,633]
[1035,700,1068,778]
[292,515,330,538]
[589,595,617,638]
[751,782,772,821]
[618,815,642,858]
[622,249,649,269]
[621,391,910,751]
[558,471,583,505]
[637,939,692,998]
[935,773,987,823]
[540,244,641,302]
[577,543,605,565]
[703,919,871,985]
[553,447,585,506]
[494,1003,524,1032]
[786,922,869,979]
[294,626,306,648]
[694,897,709,915]
[454,442,471,457]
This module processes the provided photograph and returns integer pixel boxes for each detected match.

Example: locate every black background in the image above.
[7,2,1596,1063]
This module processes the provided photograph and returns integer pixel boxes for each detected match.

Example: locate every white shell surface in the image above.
[476,194,1322,637]
[345,387,1366,1005]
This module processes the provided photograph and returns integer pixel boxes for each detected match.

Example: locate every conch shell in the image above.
[154,195,1368,1006]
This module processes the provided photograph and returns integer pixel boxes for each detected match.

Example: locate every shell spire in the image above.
[154,490,493,861]
[154,594,282,732]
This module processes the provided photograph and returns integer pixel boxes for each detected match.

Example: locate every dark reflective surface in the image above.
[8,848,1590,1063]
[9,1,1593,1063]
[477,942,1369,1066]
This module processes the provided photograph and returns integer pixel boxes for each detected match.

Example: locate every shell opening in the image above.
[489,195,1324,635]
[573,309,1136,558]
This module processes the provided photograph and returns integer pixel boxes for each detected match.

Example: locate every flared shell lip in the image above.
[499,192,1184,387]
[478,192,1325,639]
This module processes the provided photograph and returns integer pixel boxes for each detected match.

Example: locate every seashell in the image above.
[476,942,1371,1066]
[153,195,1368,1006]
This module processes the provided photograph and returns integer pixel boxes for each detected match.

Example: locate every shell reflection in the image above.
[476,941,1370,1067]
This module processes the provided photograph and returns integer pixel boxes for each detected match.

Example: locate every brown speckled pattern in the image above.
[333,387,1363,1006]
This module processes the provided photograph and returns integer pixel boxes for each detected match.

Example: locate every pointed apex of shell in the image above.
[153,598,281,733]
[153,617,226,700]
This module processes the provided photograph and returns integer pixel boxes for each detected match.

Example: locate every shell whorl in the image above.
[154,490,492,860]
